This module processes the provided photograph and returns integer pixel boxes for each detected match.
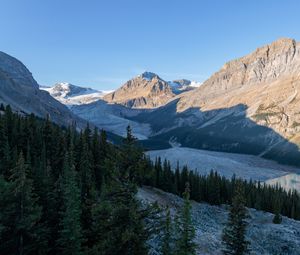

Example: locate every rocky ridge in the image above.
[0,51,86,128]
[175,38,300,145]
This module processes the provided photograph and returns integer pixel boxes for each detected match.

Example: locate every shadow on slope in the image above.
[132,102,300,166]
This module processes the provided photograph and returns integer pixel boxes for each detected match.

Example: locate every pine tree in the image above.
[175,182,196,255]
[222,182,250,255]
[57,151,83,255]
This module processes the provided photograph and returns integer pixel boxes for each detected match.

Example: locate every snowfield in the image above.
[41,82,113,106]
[138,186,300,255]
[146,147,300,191]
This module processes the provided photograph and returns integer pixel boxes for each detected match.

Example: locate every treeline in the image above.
[0,105,299,254]
[0,105,160,254]
[142,156,300,220]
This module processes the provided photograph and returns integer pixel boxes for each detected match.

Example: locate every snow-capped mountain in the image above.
[42,82,113,106]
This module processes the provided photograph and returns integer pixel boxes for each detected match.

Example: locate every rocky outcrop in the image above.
[104,72,175,108]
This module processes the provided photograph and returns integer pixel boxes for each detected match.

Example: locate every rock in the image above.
[0,51,87,128]
[104,71,175,108]
[175,38,300,146]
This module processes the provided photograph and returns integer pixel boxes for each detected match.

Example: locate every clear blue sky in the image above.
[1,0,300,90]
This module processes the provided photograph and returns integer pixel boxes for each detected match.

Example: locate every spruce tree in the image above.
[222,182,250,255]
[272,197,282,224]
[119,125,144,183]
[161,207,174,255]
[175,182,196,255]
[79,137,96,248]
[57,151,83,255]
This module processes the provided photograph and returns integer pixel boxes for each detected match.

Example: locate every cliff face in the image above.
[0,51,86,128]
[176,38,300,145]
[104,72,175,108]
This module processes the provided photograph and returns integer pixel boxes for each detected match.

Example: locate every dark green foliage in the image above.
[88,128,158,255]
[0,109,152,255]
[144,158,300,220]
[57,152,83,255]
[222,182,250,255]
[0,153,42,255]
[273,212,282,224]
[1,106,300,255]
[272,197,282,224]
[161,208,173,255]
[175,183,196,255]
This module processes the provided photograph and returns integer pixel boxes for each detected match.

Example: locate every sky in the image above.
[1,0,300,90]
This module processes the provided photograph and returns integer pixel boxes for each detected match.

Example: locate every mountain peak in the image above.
[140,71,159,81]
[0,51,39,89]
[268,37,296,48]
[104,72,174,108]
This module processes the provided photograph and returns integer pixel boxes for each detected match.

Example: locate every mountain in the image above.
[168,79,201,94]
[131,38,300,165]
[174,38,300,148]
[103,71,176,108]
[42,82,112,105]
[25,38,300,166]
[0,51,86,128]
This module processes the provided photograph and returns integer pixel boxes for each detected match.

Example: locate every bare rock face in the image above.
[104,72,175,108]
[0,52,39,89]
[0,51,86,128]
[176,38,300,146]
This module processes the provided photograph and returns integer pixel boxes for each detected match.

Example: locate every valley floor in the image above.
[147,147,300,192]
[138,186,300,255]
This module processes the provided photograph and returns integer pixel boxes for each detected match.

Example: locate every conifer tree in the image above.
[174,162,180,195]
[1,153,41,255]
[155,157,162,188]
[175,182,196,255]
[119,125,144,184]
[0,121,10,177]
[161,207,174,255]
[57,151,83,255]
[79,137,96,248]
[222,182,250,255]
[272,197,282,224]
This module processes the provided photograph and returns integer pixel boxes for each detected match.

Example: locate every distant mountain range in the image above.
[103,71,200,108]
[1,38,300,166]
[41,82,113,106]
